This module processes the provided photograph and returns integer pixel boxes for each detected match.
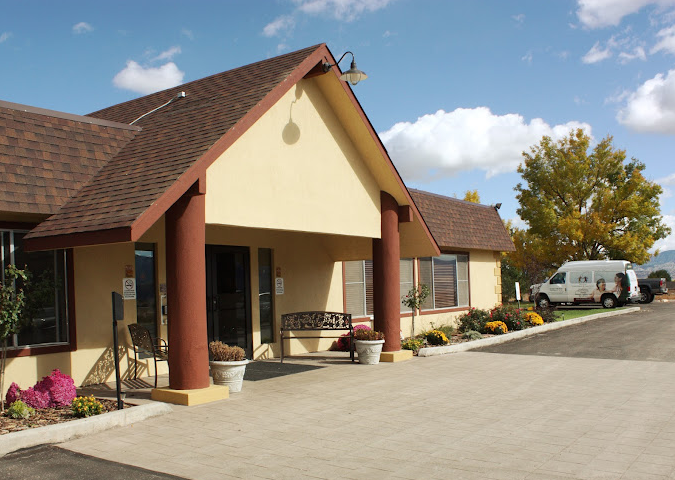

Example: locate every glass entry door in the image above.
[206,245,252,355]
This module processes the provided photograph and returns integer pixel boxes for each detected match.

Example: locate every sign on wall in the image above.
[275,278,284,295]
[123,278,137,300]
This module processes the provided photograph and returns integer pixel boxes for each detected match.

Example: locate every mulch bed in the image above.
[0,399,130,435]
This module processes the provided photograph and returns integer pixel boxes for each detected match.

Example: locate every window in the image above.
[344,260,373,318]
[419,254,469,310]
[550,272,566,285]
[1,229,69,349]
[258,248,275,344]
[344,259,414,317]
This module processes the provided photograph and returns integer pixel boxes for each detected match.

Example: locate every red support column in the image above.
[373,191,401,352]
[165,183,210,390]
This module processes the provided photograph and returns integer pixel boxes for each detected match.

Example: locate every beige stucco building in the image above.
[1,44,513,400]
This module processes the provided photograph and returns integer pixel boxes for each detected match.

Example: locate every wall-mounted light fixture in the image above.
[322,51,368,85]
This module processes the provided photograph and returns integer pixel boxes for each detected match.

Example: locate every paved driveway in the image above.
[476,301,675,362]
[47,304,675,478]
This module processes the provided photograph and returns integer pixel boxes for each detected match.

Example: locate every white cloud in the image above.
[618,45,647,62]
[263,15,295,37]
[617,68,675,133]
[294,0,393,21]
[263,0,393,37]
[512,13,525,25]
[181,28,194,40]
[112,61,185,95]
[582,41,613,63]
[72,22,93,34]
[652,214,675,251]
[576,0,675,29]
[651,24,675,54]
[509,216,528,230]
[521,51,533,64]
[0,32,11,43]
[379,107,592,181]
[657,172,675,185]
[152,46,181,62]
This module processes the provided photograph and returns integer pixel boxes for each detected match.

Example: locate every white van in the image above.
[532,260,639,309]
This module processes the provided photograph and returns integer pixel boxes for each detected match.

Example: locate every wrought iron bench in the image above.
[127,323,169,388]
[280,311,354,363]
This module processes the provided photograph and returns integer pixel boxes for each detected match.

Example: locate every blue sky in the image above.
[2,0,675,256]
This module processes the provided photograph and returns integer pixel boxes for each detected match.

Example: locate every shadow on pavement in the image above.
[0,445,186,479]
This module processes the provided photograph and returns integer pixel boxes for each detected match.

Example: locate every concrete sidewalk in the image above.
[60,343,675,479]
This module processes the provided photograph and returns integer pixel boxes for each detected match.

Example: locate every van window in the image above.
[571,272,592,284]
[550,272,566,285]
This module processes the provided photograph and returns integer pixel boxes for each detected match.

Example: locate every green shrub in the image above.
[457,308,490,333]
[71,395,104,418]
[489,305,526,332]
[401,337,424,352]
[435,324,455,338]
[7,400,35,419]
[462,330,482,341]
[426,330,449,346]
[534,306,558,323]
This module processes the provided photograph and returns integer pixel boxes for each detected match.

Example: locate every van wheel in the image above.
[602,294,617,309]
[536,294,550,309]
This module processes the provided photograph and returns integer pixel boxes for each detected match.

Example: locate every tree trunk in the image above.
[0,337,7,412]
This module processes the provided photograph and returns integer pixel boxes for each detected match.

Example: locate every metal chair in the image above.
[127,323,168,388]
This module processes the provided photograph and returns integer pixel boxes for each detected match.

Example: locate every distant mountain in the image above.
[633,250,675,279]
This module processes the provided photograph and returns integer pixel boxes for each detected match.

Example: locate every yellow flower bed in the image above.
[525,312,544,325]
[426,330,449,345]
[485,321,508,334]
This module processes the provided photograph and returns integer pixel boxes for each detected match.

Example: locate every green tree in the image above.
[463,190,480,203]
[502,221,556,297]
[648,269,672,281]
[402,283,430,337]
[515,129,670,266]
[1,265,29,411]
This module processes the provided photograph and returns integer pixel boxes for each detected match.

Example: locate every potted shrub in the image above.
[208,341,249,393]
[353,329,385,365]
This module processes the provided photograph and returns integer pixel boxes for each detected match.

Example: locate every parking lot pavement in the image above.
[0,445,187,479]
[25,304,675,479]
[476,301,675,362]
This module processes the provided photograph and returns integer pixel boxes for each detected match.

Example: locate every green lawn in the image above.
[505,301,632,321]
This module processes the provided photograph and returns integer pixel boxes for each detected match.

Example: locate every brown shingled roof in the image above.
[409,189,515,252]
[0,101,138,216]
[24,44,327,246]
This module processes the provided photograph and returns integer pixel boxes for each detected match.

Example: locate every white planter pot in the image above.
[355,340,384,365]
[209,359,249,393]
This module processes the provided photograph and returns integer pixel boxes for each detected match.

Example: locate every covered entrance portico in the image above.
[20,45,439,405]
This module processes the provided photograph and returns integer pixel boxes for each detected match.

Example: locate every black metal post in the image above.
[112,292,124,410]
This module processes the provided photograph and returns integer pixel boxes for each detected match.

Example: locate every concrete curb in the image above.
[0,401,173,457]
[417,306,641,357]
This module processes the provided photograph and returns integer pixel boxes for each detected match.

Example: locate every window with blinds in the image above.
[344,259,413,317]
[419,254,469,310]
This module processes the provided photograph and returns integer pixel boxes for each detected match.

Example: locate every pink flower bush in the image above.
[39,369,77,407]
[4,369,76,409]
[5,382,21,405]
[336,324,371,351]
[19,386,50,409]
